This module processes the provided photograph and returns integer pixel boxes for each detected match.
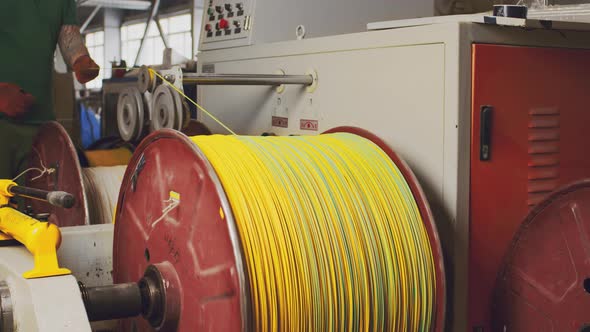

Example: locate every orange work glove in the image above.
[0,83,35,118]
[73,55,100,84]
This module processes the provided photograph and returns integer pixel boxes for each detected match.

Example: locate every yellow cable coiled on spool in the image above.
[191,133,436,331]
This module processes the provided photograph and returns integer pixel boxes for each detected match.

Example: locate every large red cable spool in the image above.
[26,121,88,227]
[493,180,590,331]
[113,127,446,331]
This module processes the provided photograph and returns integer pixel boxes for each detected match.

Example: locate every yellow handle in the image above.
[0,207,71,279]
[0,179,15,206]
[0,179,70,278]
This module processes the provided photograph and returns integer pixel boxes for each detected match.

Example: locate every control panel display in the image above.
[202,0,252,44]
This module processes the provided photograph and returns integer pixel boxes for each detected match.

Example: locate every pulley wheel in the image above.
[493,180,590,331]
[150,85,183,131]
[117,87,146,142]
[113,127,445,331]
[138,65,156,93]
[174,88,184,130]
[26,122,88,226]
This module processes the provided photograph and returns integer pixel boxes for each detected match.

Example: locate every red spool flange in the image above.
[113,129,247,331]
[113,127,446,331]
[493,180,590,331]
[26,121,88,227]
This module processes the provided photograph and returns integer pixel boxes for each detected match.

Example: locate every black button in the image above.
[206,32,213,38]
[228,12,234,18]
[209,16,215,21]
[215,31,222,36]
[237,10,244,16]
[225,29,231,35]
[234,28,241,34]
[218,14,224,20]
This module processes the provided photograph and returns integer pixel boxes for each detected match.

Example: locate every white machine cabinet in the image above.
[196,17,590,331]
[197,0,492,50]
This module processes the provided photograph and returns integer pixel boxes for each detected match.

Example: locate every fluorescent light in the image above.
[78,0,151,10]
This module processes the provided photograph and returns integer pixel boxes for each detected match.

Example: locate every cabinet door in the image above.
[470,44,590,331]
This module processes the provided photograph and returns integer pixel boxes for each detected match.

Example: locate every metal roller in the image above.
[117,87,149,142]
[181,73,314,86]
[109,127,445,331]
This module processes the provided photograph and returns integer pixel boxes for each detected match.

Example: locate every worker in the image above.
[0,1,100,185]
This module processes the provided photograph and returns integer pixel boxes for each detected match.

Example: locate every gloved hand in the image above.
[73,54,100,84]
[0,83,35,118]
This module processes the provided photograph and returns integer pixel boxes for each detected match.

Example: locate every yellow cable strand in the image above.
[190,133,436,331]
[148,68,237,135]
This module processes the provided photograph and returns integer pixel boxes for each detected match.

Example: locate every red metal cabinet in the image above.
[470,44,590,331]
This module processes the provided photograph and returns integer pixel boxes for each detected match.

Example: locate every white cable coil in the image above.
[82,166,126,225]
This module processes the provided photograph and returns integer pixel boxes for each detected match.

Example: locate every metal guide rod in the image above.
[181,73,314,86]
[8,185,75,209]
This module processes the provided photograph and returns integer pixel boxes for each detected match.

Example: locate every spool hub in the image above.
[26,122,88,226]
[113,127,446,331]
[493,180,590,331]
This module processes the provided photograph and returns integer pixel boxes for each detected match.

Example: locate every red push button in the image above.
[219,18,229,30]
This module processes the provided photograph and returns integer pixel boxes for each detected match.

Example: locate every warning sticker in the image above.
[300,119,319,131]
[272,116,289,128]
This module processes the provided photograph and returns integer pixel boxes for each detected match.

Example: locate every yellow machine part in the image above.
[84,147,132,167]
[0,179,71,279]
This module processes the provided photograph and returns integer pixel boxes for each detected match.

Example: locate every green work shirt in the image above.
[0,0,77,124]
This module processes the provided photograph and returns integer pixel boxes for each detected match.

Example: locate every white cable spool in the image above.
[117,87,149,142]
[150,84,183,131]
[82,166,126,225]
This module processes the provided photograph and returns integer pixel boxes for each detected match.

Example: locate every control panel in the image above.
[200,0,252,48]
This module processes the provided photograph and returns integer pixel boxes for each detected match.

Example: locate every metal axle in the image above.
[137,65,315,92]
[181,73,314,86]
[79,282,143,321]
[79,265,166,326]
